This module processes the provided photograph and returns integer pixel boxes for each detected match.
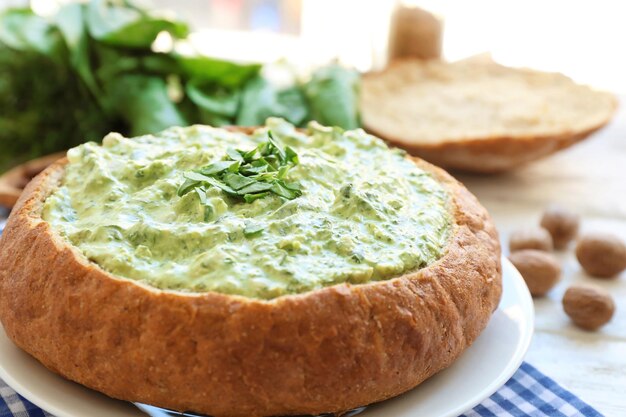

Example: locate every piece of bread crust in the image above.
[361,59,617,173]
[0,133,502,417]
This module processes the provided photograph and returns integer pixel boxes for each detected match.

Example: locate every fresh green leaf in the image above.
[267,131,286,162]
[203,204,214,222]
[186,79,240,121]
[104,74,186,135]
[198,160,239,176]
[184,171,215,182]
[227,160,242,172]
[226,148,244,162]
[237,181,274,195]
[195,112,232,127]
[222,173,255,190]
[239,164,267,175]
[243,222,264,237]
[254,171,279,182]
[276,87,309,125]
[0,24,110,171]
[194,187,207,204]
[271,181,302,199]
[243,147,259,162]
[277,165,290,179]
[250,159,268,167]
[244,192,269,203]
[0,8,63,57]
[92,44,141,87]
[236,76,308,126]
[200,176,237,195]
[183,172,237,195]
[86,0,188,48]
[285,146,299,164]
[56,3,100,97]
[176,55,261,88]
[284,181,302,191]
[257,156,278,171]
[303,64,360,129]
[140,53,181,74]
[237,77,282,126]
[177,178,199,196]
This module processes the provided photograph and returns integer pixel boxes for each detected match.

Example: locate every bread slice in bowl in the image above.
[0,120,501,417]
[360,59,617,173]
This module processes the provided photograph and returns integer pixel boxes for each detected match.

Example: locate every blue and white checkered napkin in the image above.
[0,363,604,417]
[0,219,604,417]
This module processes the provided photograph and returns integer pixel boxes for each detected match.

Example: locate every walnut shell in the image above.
[509,227,553,252]
[540,205,580,249]
[508,250,561,297]
[562,284,615,330]
[575,232,626,278]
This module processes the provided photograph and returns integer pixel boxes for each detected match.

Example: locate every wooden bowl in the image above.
[0,153,66,208]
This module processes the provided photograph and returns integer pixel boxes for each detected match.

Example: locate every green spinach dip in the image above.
[42,119,452,299]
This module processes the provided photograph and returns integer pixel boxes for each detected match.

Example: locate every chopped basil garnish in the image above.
[198,160,240,176]
[243,222,264,237]
[177,131,303,204]
[243,192,269,203]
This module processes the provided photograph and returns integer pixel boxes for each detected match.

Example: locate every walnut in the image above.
[540,205,580,249]
[509,227,553,252]
[508,250,561,297]
[562,284,615,330]
[575,232,626,278]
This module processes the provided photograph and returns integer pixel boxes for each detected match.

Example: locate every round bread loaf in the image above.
[361,59,616,173]
[0,128,501,417]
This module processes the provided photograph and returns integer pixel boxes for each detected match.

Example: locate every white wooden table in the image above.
[457,100,626,417]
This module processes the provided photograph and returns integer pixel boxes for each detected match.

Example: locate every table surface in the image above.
[456,100,626,417]
[0,104,624,417]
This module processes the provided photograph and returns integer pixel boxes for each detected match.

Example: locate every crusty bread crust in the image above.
[0,146,501,416]
[373,124,608,174]
[361,59,617,173]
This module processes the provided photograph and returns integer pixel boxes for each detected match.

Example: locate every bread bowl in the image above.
[361,59,617,173]
[0,119,501,416]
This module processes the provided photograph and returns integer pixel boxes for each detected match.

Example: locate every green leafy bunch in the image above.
[0,0,360,172]
[0,0,259,170]
[178,132,302,205]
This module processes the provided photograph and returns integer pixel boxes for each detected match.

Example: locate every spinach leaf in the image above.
[141,53,181,75]
[94,45,141,84]
[303,64,360,129]
[0,46,111,171]
[237,76,308,126]
[276,87,309,125]
[243,222,264,237]
[56,3,100,97]
[86,0,188,49]
[176,55,261,87]
[186,79,240,124]
[0,9,63,57]
[105,74,186,135]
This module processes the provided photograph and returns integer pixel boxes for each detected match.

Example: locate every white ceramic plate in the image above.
[0,258,533,417]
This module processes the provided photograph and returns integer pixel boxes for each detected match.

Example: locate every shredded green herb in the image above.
[243,222,264,237]
[177,131,302,205]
